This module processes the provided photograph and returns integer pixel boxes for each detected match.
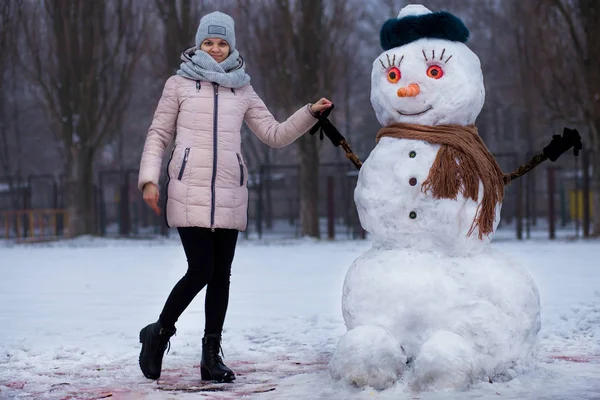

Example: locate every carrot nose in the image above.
[397,83,420,97]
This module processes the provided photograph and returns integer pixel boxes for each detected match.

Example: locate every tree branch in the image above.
[552,0,586,63]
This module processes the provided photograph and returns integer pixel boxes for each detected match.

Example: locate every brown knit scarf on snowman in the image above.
[376,122,505,239]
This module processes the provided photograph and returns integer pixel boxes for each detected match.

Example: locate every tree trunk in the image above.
[264,150,273,229]
[66,148,96,236]
[298,133,320,238]
[592,155,600,236]
[592,119,600,236]
[156,0,204,77]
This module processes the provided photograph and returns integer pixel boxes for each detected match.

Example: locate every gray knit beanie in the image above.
[195,11,236,51]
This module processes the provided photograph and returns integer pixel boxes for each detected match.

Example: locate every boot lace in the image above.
[206,335,225,363]
[158,328,175,354]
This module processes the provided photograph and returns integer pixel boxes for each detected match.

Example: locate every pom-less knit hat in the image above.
[195,11,236,51]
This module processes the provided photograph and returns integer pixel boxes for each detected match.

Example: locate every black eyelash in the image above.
[378,54,404,69]
[423,48,453,64]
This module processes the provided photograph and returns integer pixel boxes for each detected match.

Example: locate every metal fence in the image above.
[1,150,595,241]
[247,163,363,239]
[97,169,167,237]
[0,174,67,241]
[492,148,595,240]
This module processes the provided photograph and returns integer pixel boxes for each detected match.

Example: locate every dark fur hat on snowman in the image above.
[379,4,470,51]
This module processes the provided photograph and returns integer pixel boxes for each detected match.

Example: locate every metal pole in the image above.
[547,167,555,239]
[582,149,591,238]
[517,174,523,240]
[98,172,106,236]
[525,172,531,239]
[119,171,131,236]
[574,152,580,238]
[327,176,335,239]
[256,165,264,239]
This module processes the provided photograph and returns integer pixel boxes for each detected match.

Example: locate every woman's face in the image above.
[200,38,230,63]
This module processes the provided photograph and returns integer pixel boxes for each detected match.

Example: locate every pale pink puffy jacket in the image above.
[138,75,317,231]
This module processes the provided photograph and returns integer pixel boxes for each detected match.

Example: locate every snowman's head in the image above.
[371,5,485,127]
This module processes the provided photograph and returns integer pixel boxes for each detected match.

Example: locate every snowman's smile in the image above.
[397,106,433,116]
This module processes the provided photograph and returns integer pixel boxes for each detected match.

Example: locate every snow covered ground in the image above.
[0,235,599,399]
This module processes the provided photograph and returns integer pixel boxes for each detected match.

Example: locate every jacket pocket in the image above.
[236,153,244,186]
[177,148,190,180]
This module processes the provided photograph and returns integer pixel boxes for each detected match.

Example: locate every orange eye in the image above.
[387,67,401,83]
[426,65,443,79]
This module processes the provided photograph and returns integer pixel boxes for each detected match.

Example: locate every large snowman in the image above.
[328,5,542,391]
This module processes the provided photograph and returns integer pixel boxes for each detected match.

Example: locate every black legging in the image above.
[159,227,239,335]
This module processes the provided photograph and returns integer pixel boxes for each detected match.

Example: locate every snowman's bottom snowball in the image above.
[328,325,407,390]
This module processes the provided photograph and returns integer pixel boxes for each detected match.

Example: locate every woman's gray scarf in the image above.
[177,46,250,89]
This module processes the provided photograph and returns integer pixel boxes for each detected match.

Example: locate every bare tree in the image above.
[153,0,208,77]
[0,1,19,179]
[16,0,149,236]
[237,0,364,238]
[513,0,600,234]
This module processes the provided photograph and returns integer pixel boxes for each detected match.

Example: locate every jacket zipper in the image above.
[236,153,244,186]
[163,147,175,228]
[210,83,219,230]
[177,148,190,180]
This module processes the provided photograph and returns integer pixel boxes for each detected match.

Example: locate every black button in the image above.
[409,151,416,158]
[409,178,417,186]
[409,211,417,219]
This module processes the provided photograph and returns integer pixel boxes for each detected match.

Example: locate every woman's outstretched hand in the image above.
[143,182,161,216]
[310,98,333,114]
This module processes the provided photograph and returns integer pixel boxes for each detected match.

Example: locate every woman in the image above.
[137,11,332,382]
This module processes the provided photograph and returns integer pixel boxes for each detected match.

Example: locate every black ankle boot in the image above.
[139,321,176,380]
[201,334,235,382]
